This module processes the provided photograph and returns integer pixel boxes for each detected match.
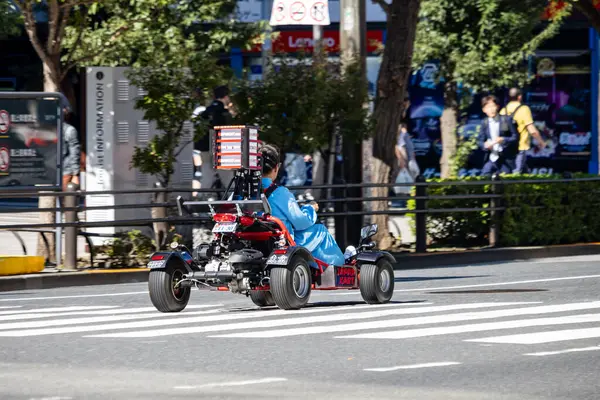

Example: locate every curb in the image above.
[0,269,150,292]
[390,243,600,270]
[1,243,599,292]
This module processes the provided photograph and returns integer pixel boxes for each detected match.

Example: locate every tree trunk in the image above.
[439,81,459,179]
[37,59,62,263]
[371,0,421,249]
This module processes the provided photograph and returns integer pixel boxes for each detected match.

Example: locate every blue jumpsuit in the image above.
[262,177,345,266]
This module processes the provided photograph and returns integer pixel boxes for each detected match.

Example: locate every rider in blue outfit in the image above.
[260,144,345,266]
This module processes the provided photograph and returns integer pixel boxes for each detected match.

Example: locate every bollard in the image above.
[489,174,502,247]
[64,182,79,269]
[415,175,427,253]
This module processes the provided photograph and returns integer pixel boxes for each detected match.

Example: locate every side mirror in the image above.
[359,224,378,245]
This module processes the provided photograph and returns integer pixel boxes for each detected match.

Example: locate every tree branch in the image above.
[61,0,97,9]
[566,0,600,32]
[60,23,130,80]
[53,3,74,56]
[20,1,50,64]
[60,7,87,79]
[174,140,192,158]
[47,0,60,53]
[371,0,390,15]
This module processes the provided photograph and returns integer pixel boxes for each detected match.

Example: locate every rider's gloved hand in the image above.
[309,201,319,212]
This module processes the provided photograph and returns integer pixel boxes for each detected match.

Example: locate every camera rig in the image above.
[209,125,263,200]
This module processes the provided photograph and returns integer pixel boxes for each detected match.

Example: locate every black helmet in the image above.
[260,143,280,175]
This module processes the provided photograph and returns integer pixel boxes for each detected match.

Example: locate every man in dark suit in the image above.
[478,95,518,176]
[195,85,234,198]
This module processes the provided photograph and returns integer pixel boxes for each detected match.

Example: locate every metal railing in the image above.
[0,174,597,268]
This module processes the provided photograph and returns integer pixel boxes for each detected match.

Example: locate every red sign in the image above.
[0,110,10,134]
[246,30,384,54]
[335,266,356,286]
[0,147,9,172]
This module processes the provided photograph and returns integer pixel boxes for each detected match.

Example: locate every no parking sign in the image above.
[0,110,10,134]
[270,0,330,26]
[0,146,9,173]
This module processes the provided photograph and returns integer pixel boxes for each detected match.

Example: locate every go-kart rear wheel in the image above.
[249,290,275,307]
[148,264,191,313]
[359,260,394,304]
[270,256,312,310]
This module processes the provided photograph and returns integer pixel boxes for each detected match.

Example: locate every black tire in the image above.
[249,290,275,307]
[148,263,191,312]
[270,255,312,310]
[359,260,395,304]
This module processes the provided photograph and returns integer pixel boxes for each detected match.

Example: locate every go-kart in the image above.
[146,194,396,311]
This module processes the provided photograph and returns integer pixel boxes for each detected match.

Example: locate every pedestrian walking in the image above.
[478,95,518,176]
[500,87,546,174]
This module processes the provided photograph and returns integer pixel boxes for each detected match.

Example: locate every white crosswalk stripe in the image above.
[87,302,522,338]
[0,300,597,356]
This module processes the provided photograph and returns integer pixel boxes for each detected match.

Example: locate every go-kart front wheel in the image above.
[270,256,312,310]
[148,265,191,313]
[249,290,275,307]
[359,260,395,304]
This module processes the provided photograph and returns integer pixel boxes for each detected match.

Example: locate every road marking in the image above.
[467,327,600,344]
[28,397,73,400]
[213,301,600,339]
[334,274,600,295]
[0,306,117,316]
[87,303,524,339]
[0,309,223,331]
[364,362,461,372]
[531,255,600,263]
[174,377,287,389]
[0,291,149,301]
[174,377,288,389]
[335,313,600,339]
[0,305,221,322]
[0,306,21,310]
[0,302,411,337]
[524,346,600,356]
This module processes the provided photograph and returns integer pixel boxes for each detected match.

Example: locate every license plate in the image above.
[212,222,238,233]
[267,254,289,265]
[148,260,166,269]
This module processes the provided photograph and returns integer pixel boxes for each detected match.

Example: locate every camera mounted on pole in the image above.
[210,125,263,200]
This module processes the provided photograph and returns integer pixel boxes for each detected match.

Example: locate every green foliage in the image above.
[412,0,571,93]
[449,125,480,178]
[408,174,600,248]
[119,0,261,186]
[407,176,490,248]
[61,0,264,69]
[127,62,228,186]
[499,174,600,246]
[98,230,156,267]
[0,0,22,39]
[231,53,373,154]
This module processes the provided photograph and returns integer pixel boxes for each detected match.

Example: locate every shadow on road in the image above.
[222,300,429,314]
[394,275,490,283]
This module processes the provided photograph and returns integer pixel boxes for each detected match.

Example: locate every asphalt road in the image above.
[1,255,600,400]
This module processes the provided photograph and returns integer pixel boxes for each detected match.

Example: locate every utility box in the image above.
[84,67,194,245]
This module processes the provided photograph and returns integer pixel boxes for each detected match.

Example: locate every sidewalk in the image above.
[2,242,600,292]
[0,211,89,259]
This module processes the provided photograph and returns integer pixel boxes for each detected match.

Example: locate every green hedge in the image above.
[407,173,600,248]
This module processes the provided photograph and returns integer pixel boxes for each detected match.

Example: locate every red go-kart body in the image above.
[146,197,396,311]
